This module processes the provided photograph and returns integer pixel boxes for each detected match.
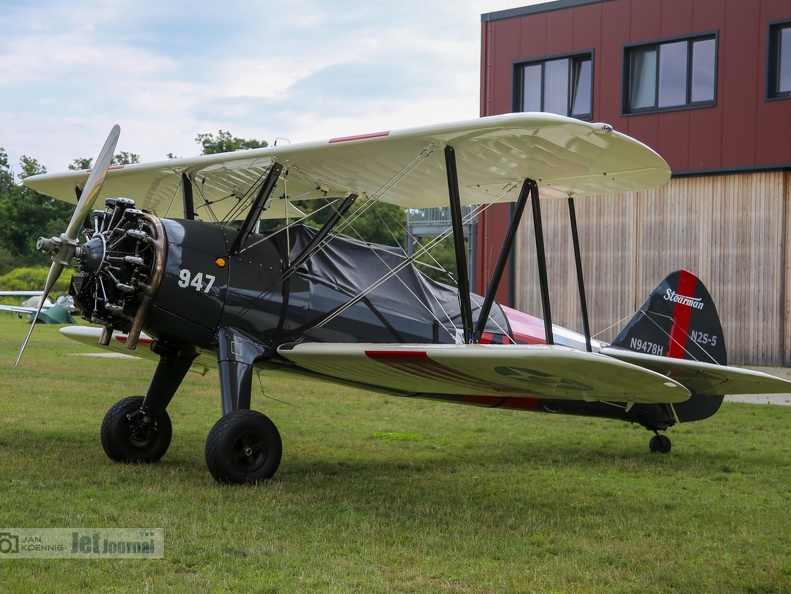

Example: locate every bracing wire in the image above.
[225,144,521,341]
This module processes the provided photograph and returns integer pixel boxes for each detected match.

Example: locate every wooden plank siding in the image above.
[512,171,791,365]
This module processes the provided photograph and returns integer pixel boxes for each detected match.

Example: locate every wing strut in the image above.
[474,178,533,343]
[567,197,592,351]
[444,145,474,343]
[230,162,284,255]
[531,181,554,345]
[181,173,195,220]
[286,193,358,274]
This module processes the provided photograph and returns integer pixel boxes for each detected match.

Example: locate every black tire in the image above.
[205,410,282,484]
[649,434,672,454]
[101,396,172,463]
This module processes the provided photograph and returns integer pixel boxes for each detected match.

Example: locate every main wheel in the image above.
[205,409,282,484]
[101,396,172,463]
[649,433,672,454]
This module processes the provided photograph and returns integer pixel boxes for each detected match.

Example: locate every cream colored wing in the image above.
[277,342,690,404]
[23,113,670,220]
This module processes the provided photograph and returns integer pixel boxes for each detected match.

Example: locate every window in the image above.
[516,53,592,118]
[768,21,791,99]
[623,34,717,114]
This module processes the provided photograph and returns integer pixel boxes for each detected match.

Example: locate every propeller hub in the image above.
[76,235,106,274]
[35,233,79,266]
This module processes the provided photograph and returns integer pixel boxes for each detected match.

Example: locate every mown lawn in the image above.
[1,317,790,593]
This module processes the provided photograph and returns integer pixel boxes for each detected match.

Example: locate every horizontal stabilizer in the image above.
[278,342,691,404]
[600,347,791,396]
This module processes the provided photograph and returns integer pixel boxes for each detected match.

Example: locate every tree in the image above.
[69,151,140,171]
[0,153,72,273]
[196,131,268,155]
[304,199,407,248]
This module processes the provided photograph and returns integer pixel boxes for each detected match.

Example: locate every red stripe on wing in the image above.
[364,349,530,396]
[329,131,390,143]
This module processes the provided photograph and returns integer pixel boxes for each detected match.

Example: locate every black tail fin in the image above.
[611,270,727,365]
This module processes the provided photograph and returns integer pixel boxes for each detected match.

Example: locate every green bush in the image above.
[0,266,72,293]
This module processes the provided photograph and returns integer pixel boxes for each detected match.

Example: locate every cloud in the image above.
[0,0,527,172]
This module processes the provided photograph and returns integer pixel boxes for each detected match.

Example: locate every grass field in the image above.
[1,316,790,593]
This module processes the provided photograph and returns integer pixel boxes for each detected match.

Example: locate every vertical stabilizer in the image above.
[611,270,727,365]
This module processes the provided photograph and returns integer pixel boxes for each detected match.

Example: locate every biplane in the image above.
[0,291,74,315]
[16,113,791,484]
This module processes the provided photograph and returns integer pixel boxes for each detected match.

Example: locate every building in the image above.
[478,0,791,364]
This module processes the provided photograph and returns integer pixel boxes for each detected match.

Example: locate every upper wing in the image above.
[23,113,670,219]
[277,342,690,404]
[599,347,791,396]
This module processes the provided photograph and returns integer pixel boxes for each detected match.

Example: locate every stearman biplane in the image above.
[15,113,791,484]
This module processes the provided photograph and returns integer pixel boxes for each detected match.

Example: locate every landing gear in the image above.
[205,410,282,484]
[649,432,672,454]
[101,396,172,463]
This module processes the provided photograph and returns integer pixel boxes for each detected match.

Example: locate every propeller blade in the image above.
[13,262,63,369]
[66,124,121,239]
[13,124,120,368]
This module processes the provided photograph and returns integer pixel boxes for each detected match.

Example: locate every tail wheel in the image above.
[205,410,282,484]
[101,396,172,463]
[649,433,672,454]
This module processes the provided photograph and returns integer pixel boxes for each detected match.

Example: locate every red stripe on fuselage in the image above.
[667,270,697,359]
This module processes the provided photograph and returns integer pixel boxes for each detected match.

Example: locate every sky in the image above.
[0,0,546,175]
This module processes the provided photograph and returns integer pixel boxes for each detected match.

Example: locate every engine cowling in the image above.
[70,198,166,348]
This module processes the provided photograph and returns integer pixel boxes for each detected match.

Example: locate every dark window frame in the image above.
[622,31,718,116]
[767,19,791,100]
[512,50,594,120]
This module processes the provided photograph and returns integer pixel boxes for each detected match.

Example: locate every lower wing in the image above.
[61,327,788,401]
[277,342,691,404]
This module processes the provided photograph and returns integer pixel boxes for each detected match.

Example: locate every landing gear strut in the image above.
[101,341,195,466]
[202,327,282,484]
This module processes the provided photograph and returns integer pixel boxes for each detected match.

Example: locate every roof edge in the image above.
[482,0,613,23]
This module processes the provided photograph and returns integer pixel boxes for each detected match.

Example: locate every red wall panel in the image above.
[481,0,791,173]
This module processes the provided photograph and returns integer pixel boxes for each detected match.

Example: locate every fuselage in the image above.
[67,203,684,432]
